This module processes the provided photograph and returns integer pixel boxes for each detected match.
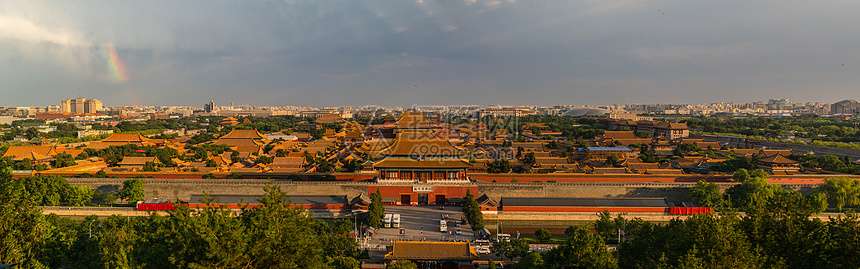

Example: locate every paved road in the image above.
[375,205,475,242]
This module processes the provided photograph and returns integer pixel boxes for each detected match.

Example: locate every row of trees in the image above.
[0,168,365,268]
[690,168,860,212]
[487,158,512,173]
[10,173,145,207]
[819,177,860,211]
[493,225,616,268]
[462,190,485,230]
[510,202,860,268]
[367,189,385,228]
[517,115,607,139]
[684,115,860,142]
[790,153,860,175]
[513,172,860,268]
[690,169,828,213]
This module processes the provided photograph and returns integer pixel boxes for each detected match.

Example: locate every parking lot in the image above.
[373,205,475,242]
[363,205,551,261]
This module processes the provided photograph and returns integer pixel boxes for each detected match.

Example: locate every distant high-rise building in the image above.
[831,99,860,115]
[767,99,789,110]
[60,98,102,114]
[204,100,216,113]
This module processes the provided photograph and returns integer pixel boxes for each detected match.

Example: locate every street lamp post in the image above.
[88,219,96,239]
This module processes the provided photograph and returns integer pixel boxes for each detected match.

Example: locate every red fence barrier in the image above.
[137,203,176,211]
[669,207,713,215]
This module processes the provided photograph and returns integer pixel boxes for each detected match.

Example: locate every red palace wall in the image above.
[369,185,479,205]
[501,206,668,213]
[470,173,860,184]
[333,173,376,182]
[187,204,352,210]
[471,174,731,183]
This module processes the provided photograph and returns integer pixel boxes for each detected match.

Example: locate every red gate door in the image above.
[436,195,446,206]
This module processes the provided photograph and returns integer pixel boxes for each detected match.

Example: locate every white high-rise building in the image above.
[60,98,103,114]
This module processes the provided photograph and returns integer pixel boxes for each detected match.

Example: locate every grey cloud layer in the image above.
[1,0,858,107]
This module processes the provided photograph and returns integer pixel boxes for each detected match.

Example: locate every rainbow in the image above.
[101,46,129,82]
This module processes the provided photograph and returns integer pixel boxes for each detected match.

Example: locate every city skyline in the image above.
[2,1,859,107]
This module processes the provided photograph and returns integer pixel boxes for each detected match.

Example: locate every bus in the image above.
[392,214,401,228]
[474,240,492,254]
[383,214,393,228]
[474,239,491,247]
[440,220,448,232]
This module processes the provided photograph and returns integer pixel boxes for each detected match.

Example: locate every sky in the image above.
[1,0,859,108]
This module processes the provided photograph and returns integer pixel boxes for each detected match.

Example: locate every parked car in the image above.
[455,229,462,235]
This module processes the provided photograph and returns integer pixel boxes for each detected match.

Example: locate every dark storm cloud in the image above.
[1,0,859,107]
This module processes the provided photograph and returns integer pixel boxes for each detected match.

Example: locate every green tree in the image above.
[544,225,617,269]
[74,151,89,160]
[462,190,485,230]
[332,219,354,235]
[329,256,360,269]
[826,213,860,267]
[618,214,759,269]
[65,186,93,206]
[0,165,49,268]
[726,172,783,212]
[594,210,617,240]
[733,168,751,182]
[516,252,546,269]
[820,177,860,211]
[488,258,497,269]
[605,155,620,167]
[818,154,847,171]
[161,185,329,268]
[804,191,829,213]
[119,178,145,203]
[546,140,559,149]
[23,174,71,206]
[522,152,536,165]
[104,193,117,205]
[368,188,384,228]
[341,159,363,173]
[530,126,542,136]
[488,158,512,173]
[388,259,418,269]
[317,158,334,173]
[255,155,274,165]
[535,228,552,241]
[677,143,701,152]
[53,152,77,168]
[14,158,34,170]
[25,127,40,139]
[230,150,241,163]
[738,188,830,268]
[491,238,529,261]
[564,225,578,237]
[690,179,723,208]
[715,157,757,173]
[142,161,160,172]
